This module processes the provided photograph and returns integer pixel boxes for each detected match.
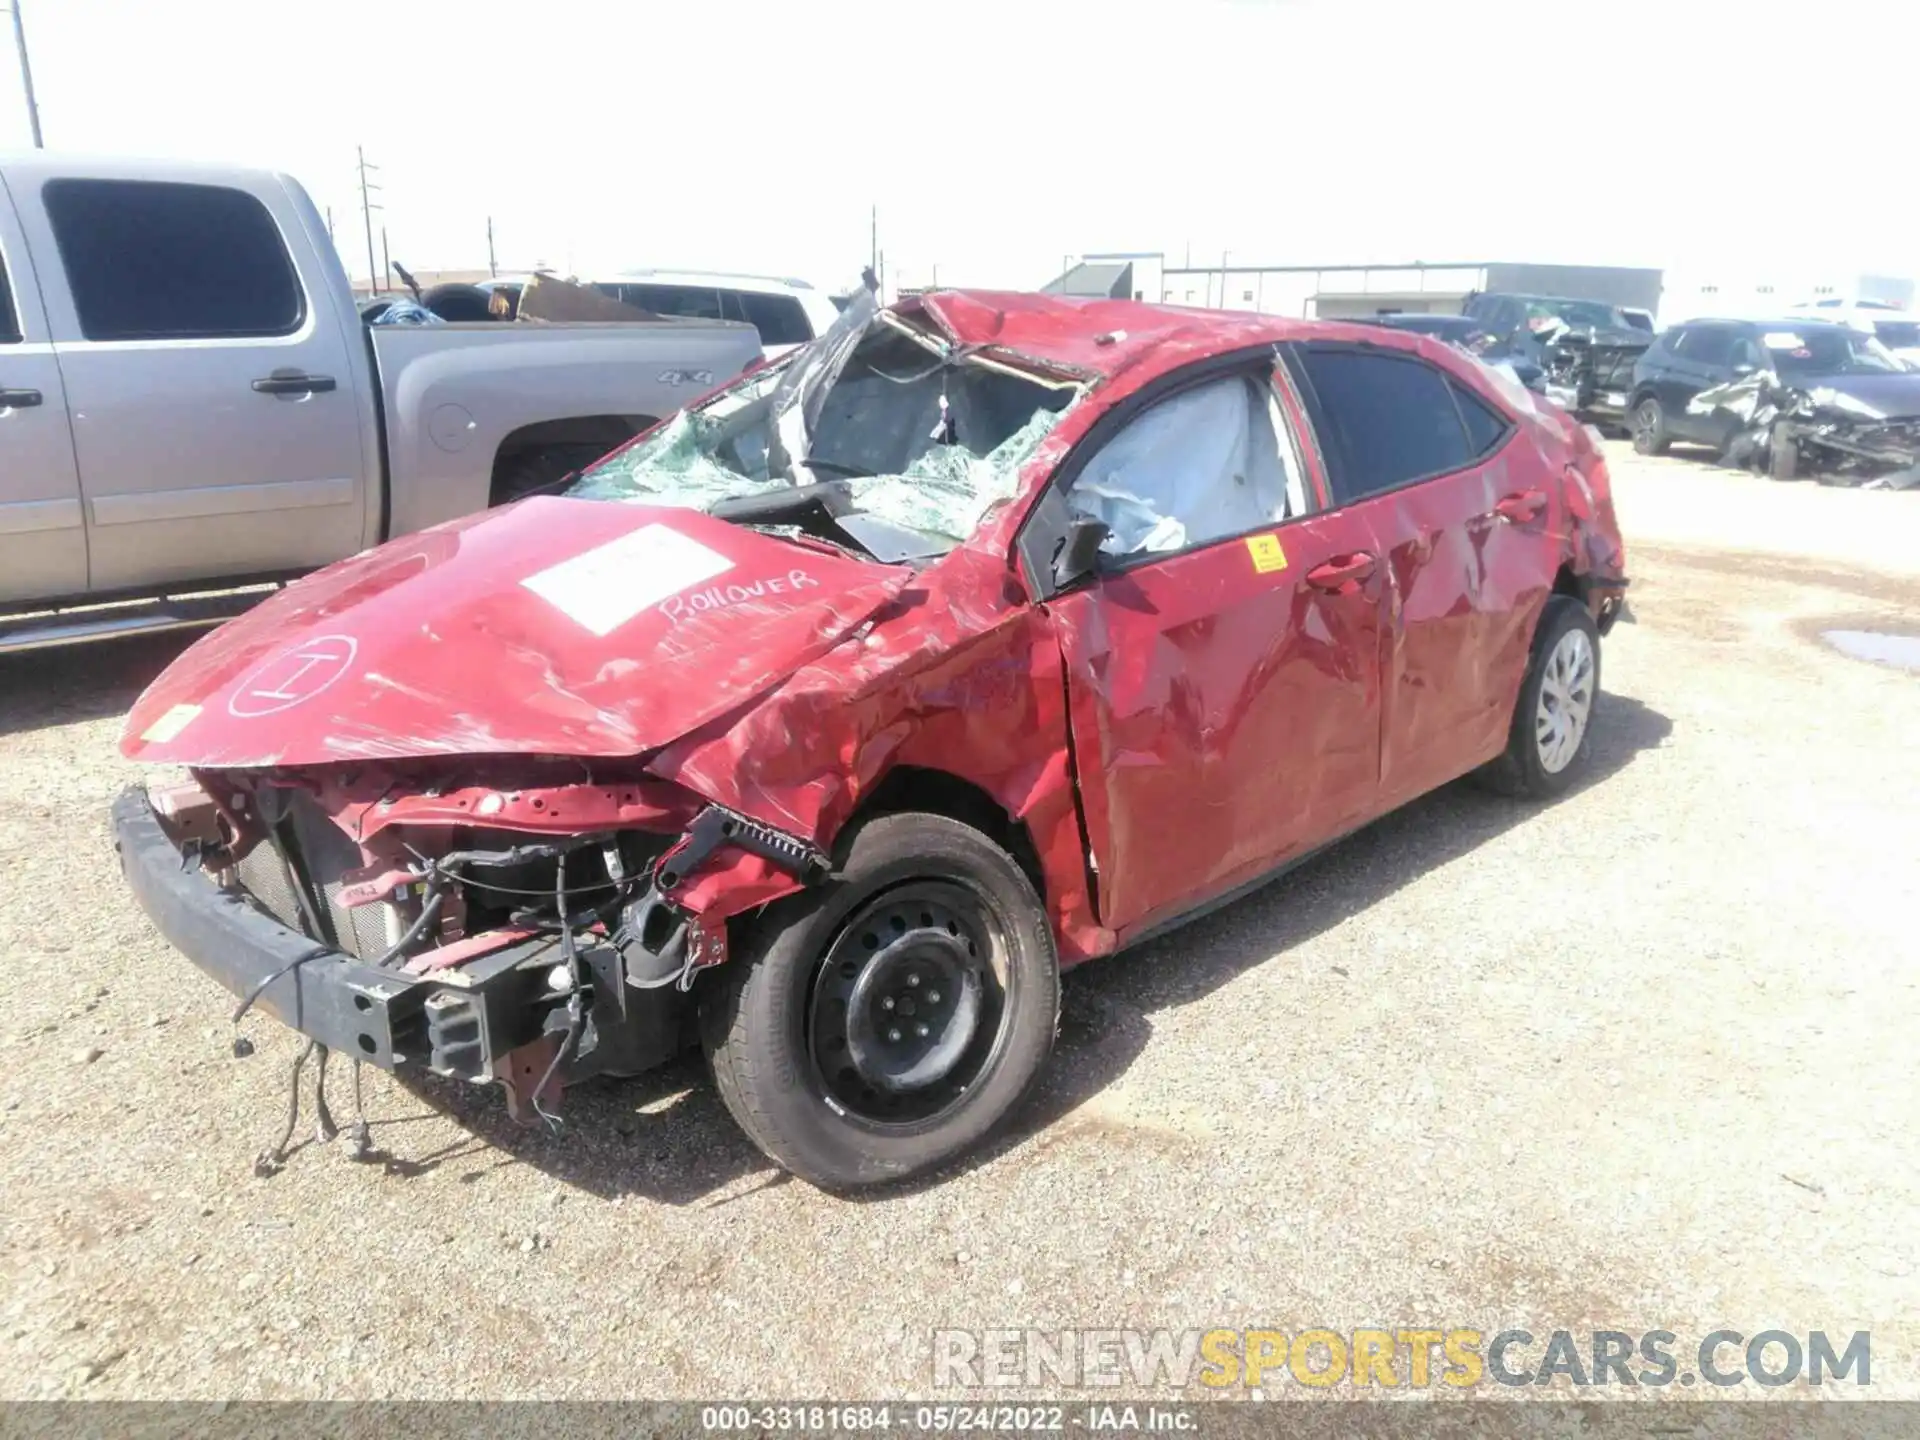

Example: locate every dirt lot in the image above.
[1,441,1916,1401]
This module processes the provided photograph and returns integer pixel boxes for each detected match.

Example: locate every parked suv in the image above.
[579,270,844,358]
[1625,317,1912,456]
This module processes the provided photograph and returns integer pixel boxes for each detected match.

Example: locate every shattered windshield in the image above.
[568,298,1078,554]
[1765,328,1905,377]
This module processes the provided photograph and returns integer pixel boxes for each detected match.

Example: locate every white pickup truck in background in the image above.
[0,154,764,652]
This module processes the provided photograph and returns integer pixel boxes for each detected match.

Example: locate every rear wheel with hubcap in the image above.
[1476,596,1602,799]
[700,811,1059,1190]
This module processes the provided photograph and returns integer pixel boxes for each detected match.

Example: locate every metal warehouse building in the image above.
[1044,254,1919,328]
[1044,255,1663,320]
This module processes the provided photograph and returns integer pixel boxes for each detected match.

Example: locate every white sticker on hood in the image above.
[521,523,735,636]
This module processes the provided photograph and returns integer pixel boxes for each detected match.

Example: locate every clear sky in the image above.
[3,0,1914,293]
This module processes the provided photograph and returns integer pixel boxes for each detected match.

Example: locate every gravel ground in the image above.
[1,440,1916,1402]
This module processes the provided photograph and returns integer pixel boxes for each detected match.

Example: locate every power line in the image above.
[357,145,383,295]
[6,1,44,148]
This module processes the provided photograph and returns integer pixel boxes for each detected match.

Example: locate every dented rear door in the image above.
[1286,343,1563,808]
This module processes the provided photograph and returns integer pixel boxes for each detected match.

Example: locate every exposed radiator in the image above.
[233,793,403,961]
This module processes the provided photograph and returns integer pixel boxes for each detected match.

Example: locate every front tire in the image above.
[700,812,1059,1190]
[1769,423,1801,481]
[488,442,611,506]
[1477,596,1602,799]
[1630,396,1670,455]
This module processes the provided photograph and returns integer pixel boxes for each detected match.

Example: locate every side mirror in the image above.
[1052,518,1110,589]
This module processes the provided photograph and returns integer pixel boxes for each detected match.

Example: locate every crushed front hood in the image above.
[122,497,909,768]
[1800,372,1920,419]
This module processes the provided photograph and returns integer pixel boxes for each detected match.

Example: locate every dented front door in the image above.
[1045,372,1387,938]
[1050,519,1385,936]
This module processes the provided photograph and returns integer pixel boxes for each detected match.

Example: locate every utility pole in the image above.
[356,146,383,295]
[7,1,43,148]
[487,216,497,278]
[381,226,392,294]
[870,205,877,279]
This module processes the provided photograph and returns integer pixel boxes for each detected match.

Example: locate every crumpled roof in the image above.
[907,290,1326,384]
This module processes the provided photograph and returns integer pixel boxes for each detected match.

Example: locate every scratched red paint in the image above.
[122,292,1627,968]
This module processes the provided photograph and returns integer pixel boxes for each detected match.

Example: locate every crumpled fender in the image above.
[643,546,1112,964]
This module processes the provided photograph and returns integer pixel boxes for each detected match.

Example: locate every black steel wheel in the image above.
[807,881,1006,1125]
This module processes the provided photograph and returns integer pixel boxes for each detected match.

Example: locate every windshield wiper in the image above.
[706,480,853,526]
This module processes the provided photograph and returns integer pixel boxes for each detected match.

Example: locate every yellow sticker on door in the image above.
[1246,533,1288,574]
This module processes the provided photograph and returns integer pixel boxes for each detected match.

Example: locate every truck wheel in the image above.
[700,812,1059,1191]
[489,443,610,505]
[1768,424,1800,481]
[1629,396,1669,455]
[1475,596,1601,800]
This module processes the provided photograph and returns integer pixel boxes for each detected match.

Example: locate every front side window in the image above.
[1293,348,1473,505]
[1065,372,1306,558]
[43,179,303,341]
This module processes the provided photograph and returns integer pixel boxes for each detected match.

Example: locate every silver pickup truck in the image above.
[0,154,763,651]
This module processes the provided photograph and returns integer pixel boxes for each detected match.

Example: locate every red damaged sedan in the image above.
[114,289,1628,1189]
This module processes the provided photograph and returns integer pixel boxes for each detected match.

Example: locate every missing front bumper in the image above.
[110,787,683,1081]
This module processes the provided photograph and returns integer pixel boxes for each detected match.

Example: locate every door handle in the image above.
[0,387,43,408]
[1494,490,1546,523]
[252,373,336,396]
[1305,552,1377,592]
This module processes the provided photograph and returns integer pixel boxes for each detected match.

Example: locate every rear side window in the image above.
[0,247,19,343]
[1676,326,1733,365]
[723,290,813,346]
[620,284,723,320]
[1294,348,1472,504]
[43,179,304,341]
[1450,379,1510,456]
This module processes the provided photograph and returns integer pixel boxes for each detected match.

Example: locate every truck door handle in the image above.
[252,373,336,396]
[0,387,43,408]
[1494,490,1546,523]
[1305,552,1377,591]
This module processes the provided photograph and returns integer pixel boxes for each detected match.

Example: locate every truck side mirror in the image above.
[1052,518,1111,589]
